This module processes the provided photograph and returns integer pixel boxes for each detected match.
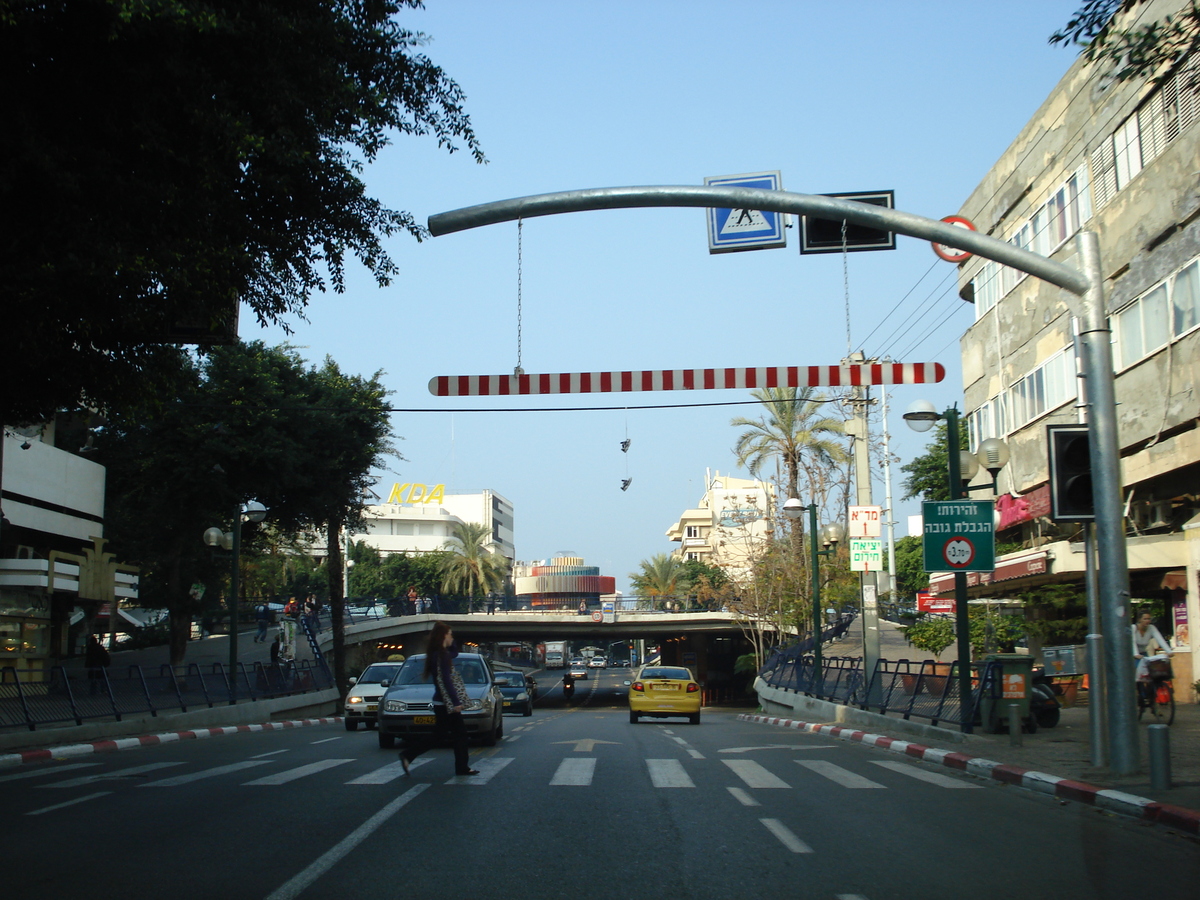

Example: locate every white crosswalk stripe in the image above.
[446,757,513,785]
[41,762,185,788]
[723,759,791,789]
[759,818,813,853]
[794,760,886,789]
[0,763,99,783]
[346,758,431,784]
[243,759,354,785]
[550,757,596,786]
[646,758,694,788]
[142,760,273,786]
[869,760,982,788]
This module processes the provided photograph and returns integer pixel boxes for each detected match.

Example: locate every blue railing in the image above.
[0,660,333,732]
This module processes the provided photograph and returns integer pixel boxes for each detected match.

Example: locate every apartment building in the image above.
[357,482,515,564]
[666,471,775,579]
[945,0,1199,697]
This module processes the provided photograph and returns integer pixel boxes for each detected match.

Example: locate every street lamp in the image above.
[782,500,843,684]
[903,401,1009,733]
[204,499,268,704]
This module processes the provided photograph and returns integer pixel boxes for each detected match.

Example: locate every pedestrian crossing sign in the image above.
[704,171,787,254]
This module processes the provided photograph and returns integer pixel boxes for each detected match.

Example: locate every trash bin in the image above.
[978,653,1034,733]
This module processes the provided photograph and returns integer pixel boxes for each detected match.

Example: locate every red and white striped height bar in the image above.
[429,362,944,396]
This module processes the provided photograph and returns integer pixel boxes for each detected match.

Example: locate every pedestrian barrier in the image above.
[0,660,333,732]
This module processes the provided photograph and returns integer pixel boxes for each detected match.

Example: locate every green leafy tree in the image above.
[890,535,929,597]
[440,522,507,613]
[1,0,483,423]
[629,553,687,609]
[678,559,732,610]
[1051,1,1200,86]
[900,422,966,502]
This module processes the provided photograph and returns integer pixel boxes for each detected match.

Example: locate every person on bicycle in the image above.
[1131,611,1171,685]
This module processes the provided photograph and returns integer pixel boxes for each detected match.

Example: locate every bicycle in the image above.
[1136,655,1175,725]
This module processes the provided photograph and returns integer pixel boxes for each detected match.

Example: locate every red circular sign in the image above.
[942,536,976,568]
[932,216,976,263]
[591,611,604,622]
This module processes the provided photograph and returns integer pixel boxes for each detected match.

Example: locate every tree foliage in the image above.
[0,0,483,423]
[97,341,394,665]
[1051,0,1200,85]
[900,422,966,503]
[439,522,507,613]
[629,553,687,608]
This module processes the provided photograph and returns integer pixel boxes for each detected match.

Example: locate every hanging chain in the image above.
[842,219,852,356]
[515,218,524,376]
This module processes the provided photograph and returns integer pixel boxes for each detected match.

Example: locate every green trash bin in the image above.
[979,654,1034,733]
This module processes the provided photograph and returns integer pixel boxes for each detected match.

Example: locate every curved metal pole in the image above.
[429,186,1090,298]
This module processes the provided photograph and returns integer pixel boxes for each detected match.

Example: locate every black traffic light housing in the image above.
[1048,424,1094,521]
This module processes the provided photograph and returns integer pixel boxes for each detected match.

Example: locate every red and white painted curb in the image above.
[0,717,342,768]
[740,713,1200,837]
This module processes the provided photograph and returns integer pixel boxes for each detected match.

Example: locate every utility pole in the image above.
[845,351,880,676]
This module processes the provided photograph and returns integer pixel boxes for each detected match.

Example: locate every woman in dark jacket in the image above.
[399,621,478,776]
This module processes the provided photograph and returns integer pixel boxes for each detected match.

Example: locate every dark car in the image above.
[376,652,503,749]
[524,672,539,699]
[492,670,534,716]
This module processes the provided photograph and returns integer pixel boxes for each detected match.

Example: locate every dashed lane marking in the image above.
[759,818,813,853]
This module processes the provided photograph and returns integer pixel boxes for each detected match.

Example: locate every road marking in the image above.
[141,760,274,786]
[550,757,596,786]
[759,818,813,853]
[669,736,689,745]
[503,734,522,742]
[646,758,694,788]
[346,757,430,784]
[869,760,983,788]
[723,759,792,789]
[446,757,514,785]
[310,737,342,745]
[244,759,354,785]
[250,749,290,758]
[836,894,870,899]
[27,791,113,816]
[686,748,705,759]
[41,762,185,788]
[265,784,429,900]
[0,763,99,783]
[719,745,836,753]
[795,760,886,789]
[727,786,761,807]
[552,739,619,752]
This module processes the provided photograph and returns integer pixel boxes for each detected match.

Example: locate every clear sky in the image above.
[249,1,1082,593]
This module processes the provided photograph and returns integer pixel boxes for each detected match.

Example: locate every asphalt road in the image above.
[5,667,1197,900]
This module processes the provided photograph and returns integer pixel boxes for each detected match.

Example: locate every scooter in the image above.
[562,676,575,701]
[1030,666,1062,729]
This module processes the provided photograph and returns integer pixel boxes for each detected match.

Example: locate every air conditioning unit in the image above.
[1148,501,1173,529]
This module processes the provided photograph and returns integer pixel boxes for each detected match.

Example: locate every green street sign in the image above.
[921,500,995,573]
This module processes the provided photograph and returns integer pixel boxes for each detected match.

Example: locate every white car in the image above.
[588,657,607,668]
[343,662,405,731]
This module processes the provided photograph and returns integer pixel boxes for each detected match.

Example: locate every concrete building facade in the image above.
[666,471,775,580]
[947,0,1199,698]
[357,482,515,563]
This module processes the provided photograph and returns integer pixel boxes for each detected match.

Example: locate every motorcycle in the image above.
[562,675,575,700]
[1030,666,1062,729]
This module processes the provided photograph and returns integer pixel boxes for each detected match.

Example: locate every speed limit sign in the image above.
[932,216,976,263]
[591,611,604,622]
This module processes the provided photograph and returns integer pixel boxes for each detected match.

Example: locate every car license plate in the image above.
[503,701,511,707]
[654,683,679,691]
[413,715,437,725]
[366,704,377,712]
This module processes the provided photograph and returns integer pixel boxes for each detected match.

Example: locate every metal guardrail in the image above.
[0,660,333,732]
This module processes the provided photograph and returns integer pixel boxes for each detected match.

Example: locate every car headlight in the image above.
[347,696,363,704]
[383,699,408,712]
[515,692,529,701]
[463,698,484,711]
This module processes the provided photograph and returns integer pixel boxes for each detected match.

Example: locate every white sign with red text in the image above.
[848,505,882,537]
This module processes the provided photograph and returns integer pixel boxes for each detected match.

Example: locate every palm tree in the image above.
[440,522,507,613]
[731,387,848,557]
[629,553,686,610]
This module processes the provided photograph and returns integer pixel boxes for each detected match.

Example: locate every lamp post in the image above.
[782,498,844,684]
[904,401,1009,733]
[204,500,268,704]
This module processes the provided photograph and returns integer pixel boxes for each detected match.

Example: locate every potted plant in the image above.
[898,615,956,692]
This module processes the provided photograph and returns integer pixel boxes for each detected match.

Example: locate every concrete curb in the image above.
[0,717,343,768]
[740,713,1200,838]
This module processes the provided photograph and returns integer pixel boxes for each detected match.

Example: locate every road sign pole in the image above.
[946,408,974,734]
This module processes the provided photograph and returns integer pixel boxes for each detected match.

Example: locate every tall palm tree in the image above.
[731,387,848,557]
[440,521,507,612]
[629,553,686,610]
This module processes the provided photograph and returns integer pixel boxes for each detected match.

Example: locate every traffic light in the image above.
[1048,424,1094,521]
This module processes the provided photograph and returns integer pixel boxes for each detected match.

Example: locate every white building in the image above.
[665,471,775,579]
[356,481,514,563]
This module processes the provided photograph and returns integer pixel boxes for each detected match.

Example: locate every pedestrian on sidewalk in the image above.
[398,622,478,777]
[254,603,271,643]
[85,635,110,695]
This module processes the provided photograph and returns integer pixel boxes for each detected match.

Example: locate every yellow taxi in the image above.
[627,665,701,724]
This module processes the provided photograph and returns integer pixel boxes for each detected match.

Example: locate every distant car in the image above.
[492,670,534,716]
[377,653,504,749]
[343,662,405,731]
[588,657,606,668]
[524,673,539,699]
[628,666,701,725]
[568,661,588,680]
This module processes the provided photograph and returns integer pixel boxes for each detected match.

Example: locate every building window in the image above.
[417,523,435,536]
[1115,256,1200,369]
[394,523,414,535]
[685,552,700,561]
[685,525,701,539]
[969,346,1077,442]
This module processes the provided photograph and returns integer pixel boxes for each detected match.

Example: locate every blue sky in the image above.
[249,1,1082,593]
